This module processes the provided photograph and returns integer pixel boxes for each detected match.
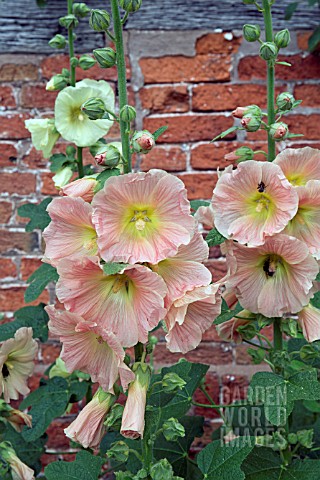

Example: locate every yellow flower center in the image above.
[255,195,271,213]
[287,173,306,186]
[247,191,274,220]
[112,274,129,293]
[130,210,151,231]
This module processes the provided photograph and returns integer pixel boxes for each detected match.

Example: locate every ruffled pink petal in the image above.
[298,304,320,343]
[92,169,195,264]
[60,176,98,203]
[43,197,97,267]
[195,205,215,229]
[274,147,320,186]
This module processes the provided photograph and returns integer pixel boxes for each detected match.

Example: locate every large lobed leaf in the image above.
[45,450,104,480]
[25,263,59,303]
[0,304,49,342]
[17,197,52,232]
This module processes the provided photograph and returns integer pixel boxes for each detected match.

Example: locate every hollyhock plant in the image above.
[297,304,320,343]
[211,160,299,246]
[121,362,151,440]
[43,196,97,267]
[274,147,320,186]
[0,327,38,403]
[225,234,319,318]
[46,306,135,392]
[54,79,114,147]
[216,314,255,344]
[0,442,35,480]
[59,174,98,202]
[0,401,32,432]
[55,256,167,347]
[24,118,60,158]
[165,284,222,354]
[64,388,116,448]
[92,169,195,264]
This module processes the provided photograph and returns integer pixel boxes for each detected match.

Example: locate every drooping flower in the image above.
[194,204,215,229]
[165,284,222,354]
[0,401,32,433]
[43,196,97,267]
[0,327,38,403]
[216,314,255,344]
[59,174,98,203]
[274,147,320,186]
[284,180,320,259]
[46,306,135,392]
[92,169,195,264]
[121,362,151,440]
[0,442,35,480]
[64,388,116,448]
[54,79,114,147]
[25,118,60,158]
[55,257,167,347]
[151,232,211,308]
[225,235,319,318]
[211,160,299,246]
[297,303,320,343]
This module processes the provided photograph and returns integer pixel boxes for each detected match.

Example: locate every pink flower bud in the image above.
[137,133,155,151]
[224,152,239,161]
[95,153,106,165]
[232,107,247,118]
[273,125,287,139]
[59,176,98,203]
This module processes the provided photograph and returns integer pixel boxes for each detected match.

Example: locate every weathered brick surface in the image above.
[0,143,18,167]
[140,85,189,113]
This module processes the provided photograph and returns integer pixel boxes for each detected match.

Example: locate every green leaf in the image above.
[286,133,304,138]
[311,291,320,309]
[292,100,303,108]
[102,262,128,276]
[284,2,299,20]
[190,200,210,213]
[309,25,320,52]
[153,126,168,141]
[211,126,239,142]
[205,227,226,247]
[18,198,52,232]
[248,370,320,426]
[275,61,292,66]
[197,437,255,479]
[50,153,69,173]
[0,304,49,342]
[45,450,104,480]
[94,168,120,193]
[213,301,243,326]
[25,263,59,303]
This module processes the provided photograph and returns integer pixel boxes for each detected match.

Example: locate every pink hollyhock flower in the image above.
[225,234,319,318]
[0,327,38,403]
[43,196,97,267]
[216,314,255,344]
[194,204,215,229]
[55,257,167,347]
[284,180,320,259]
[151,232,211,308]
[297,304,320,343]
[211,160,299,246]
[46,306,135,392]
[274,147,320,186]
[92,169,195,264]
[65,387,116,448]
[0,442,35,480]
[59,175,98,203]
[121,362,151,440]
[165,284,222,354]
[0,401,32,432]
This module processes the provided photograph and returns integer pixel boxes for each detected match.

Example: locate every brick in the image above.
[196,33,241,54]
[0,287,49,311]
[0,230,39,254]
[0,143,18,167]
[22,147,48,169]
[0,63,38,82]
[42,343,61,364]
[294,84,320,107]
[286,114,320,140]
[0,173,36,195]
[205,259,227,282]
[138,146,187,172]
[20,84,57,109]
[143,115,234,143]
[46,419,71,448]
[193,84,266,111]
[41,54,130,81]
[202,324,222,342]
[297,31,320,52]
[0,113,31,139]
[0,201,13,224]
[193,372,220,419]
[221,375,249,404]
[177,173,217,200]
[140,86,189,114]
[153,342,232,365]
[0,86,16,108]
[235,345,253,365]
[140,55,231,84]
[40,172,60,195]
[20,257,43,281]
[0,258,17,280]
[239,54,320,81]
[191,141,267,170]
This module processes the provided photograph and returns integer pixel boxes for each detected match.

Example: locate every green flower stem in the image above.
[244,339,270,351]
[77,146,84,178]
[110,0,131,173]
[199,384,228,423]
[192,401,248,409]
[273,317,283,353]
[262,0,276,162]
[67,0,76,87]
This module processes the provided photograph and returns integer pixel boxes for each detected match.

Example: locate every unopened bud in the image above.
[259,42,278,61]
[150,459,174,480]
[48,34,67,49]
[53,166,73,188]
[232,107,247,118]
[81,97,106,120]
[70,56,79,68]
[119,0,142,13]
[59,14,79,29]
[95,144,122,168]
[241,114,261,132]
[120,105,137,123]
[275,29,291,49]
[104,403,124,428]
[46,74,68,91]
[243,24,260,42]
[269,122,289,140]
[73,2,91,17]
[232,104,261,118]
[107,441,130,463]
[90,9,111,31]
[79,54,96,70]
[93,47,117,68]
[276,92,295,111]
[163,418,185,442]
[162,372,186,393]
[225,146,254,162]
[132,130,155,154]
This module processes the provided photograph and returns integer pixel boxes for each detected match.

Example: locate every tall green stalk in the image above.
[110,0,132,173]
[67,0,76,87]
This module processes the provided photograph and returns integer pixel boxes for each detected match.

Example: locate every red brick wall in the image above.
[0,29,319,458]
